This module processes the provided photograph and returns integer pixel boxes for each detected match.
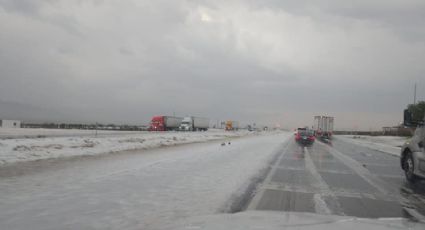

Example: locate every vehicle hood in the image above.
[158,211,424,230]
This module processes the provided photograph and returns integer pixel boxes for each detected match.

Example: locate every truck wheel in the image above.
[403,152,417,183]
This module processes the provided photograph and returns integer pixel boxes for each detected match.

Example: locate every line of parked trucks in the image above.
[148,115,240,131]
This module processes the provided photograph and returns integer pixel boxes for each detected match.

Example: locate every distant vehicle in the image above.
[225,120,239,131]
[313,116,334,139]
[149,116,183,131]
[295,128,315,145]
[400,109,425,183]
[179,116,210,131]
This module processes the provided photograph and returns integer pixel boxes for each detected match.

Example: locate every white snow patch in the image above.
[336,135,410,157]
[0,127,143,139]
[0,130,264,165]
[0,132,292,229]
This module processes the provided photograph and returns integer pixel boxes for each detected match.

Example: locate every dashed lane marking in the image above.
[304,147,339,215]
[317,141,398,198]
[247,140,291,210]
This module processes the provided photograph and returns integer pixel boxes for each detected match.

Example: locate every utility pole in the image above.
[414,83,417,105]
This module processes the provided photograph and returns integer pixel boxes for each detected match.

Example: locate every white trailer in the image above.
[0,120,21,128]
[313,116,320,132]
[326,116,333,137]
[179,116,210,131]
[164,116,183,130]
[313,116,334,138]
[322,117,330,133]
[193,117,209,131]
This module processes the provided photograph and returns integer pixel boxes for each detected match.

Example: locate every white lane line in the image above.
[304,147,335,215]
[401,186,425,204]
[261,183,319,194]
[314,194,331,215]
[259,183,403,201]
[317,141,397,198]
[403,207,425,223]
[247,140,291,210]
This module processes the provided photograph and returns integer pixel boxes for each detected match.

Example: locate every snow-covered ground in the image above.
[0,132,291,230]
[0,127,143,139]
[335,135,410,156]
[0,129,257,165]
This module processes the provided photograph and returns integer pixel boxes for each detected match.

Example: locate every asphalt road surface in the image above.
[248,136,425,220]
[1,133,425,230]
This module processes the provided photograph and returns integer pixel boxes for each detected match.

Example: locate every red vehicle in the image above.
[294,128,315,145]
[149,116,183,131]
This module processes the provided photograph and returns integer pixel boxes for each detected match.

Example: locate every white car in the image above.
[400,111,425,183]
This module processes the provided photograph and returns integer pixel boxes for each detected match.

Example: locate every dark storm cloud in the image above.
[0,0,424,129]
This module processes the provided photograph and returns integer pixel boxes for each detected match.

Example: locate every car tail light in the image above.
[295,134,301,140]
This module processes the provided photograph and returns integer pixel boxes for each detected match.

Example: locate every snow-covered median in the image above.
[0,127,142,139]
[0,132,291,229]
[336,135,410,157]
[0,130,254,165]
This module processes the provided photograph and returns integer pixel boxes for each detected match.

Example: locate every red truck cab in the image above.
[149,116,165,131]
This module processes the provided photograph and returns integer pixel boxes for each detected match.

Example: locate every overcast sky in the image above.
[1,0,425,130]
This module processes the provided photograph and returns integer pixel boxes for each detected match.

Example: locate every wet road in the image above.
[248,137,425,220]
[1,133,425,230]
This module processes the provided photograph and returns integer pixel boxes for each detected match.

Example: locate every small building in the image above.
[0,120,21,128]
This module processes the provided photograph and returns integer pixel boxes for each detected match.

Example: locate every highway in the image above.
[0,133,424,229]
[248,137,425,219]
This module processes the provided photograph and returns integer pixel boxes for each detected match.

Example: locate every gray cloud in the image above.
[0,0,424,129]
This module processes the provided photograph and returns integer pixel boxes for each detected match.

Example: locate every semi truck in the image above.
[313,116,334,139]
[225,120,239,131]
[149,116,183,131]
[179,116,210,131]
